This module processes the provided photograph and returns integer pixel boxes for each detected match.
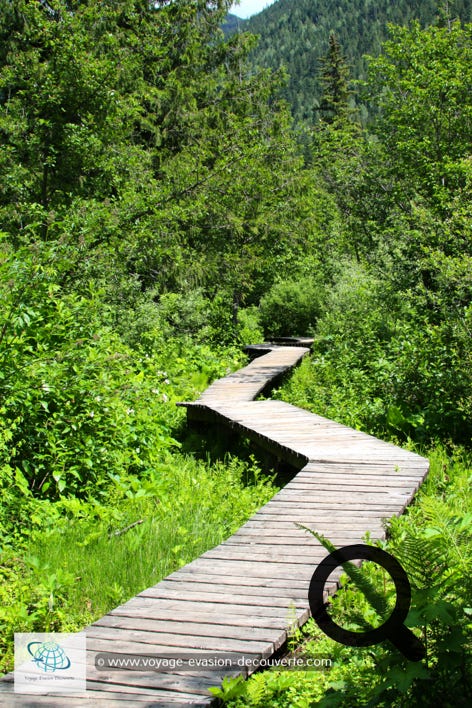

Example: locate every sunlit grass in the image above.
[0,453,278,673]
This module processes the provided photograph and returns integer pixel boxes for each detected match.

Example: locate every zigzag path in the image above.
[2,340,429,706]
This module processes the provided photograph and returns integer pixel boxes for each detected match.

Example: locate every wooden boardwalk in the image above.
[2,343,429,706]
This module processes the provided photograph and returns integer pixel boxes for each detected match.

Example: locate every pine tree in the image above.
[318,32,351,123]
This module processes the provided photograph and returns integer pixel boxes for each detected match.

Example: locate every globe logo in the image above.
[27,641,71,673]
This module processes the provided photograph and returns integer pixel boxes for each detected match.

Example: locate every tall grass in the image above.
[0,453,278,673]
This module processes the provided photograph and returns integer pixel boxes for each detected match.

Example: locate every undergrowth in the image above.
[0,453,278,674]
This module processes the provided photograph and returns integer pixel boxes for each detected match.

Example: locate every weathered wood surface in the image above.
[194,344,310,404]
[4,342,429,706]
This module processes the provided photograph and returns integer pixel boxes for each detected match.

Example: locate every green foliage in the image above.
[237,306,265,345]
[0,240,174,497]
[279,306,472,443]
[241,0,472,123]
[298,527,393,626]
[365,20,472,207]
[0,554,78,667]
[0,236,250,499]
[273,262,392,431]
[293,19,472,444]
[209,675,249,702]
[258,278,323,338]
[0,454,278,674]
[0,0,321,307]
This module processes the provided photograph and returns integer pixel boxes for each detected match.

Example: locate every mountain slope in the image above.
[241,0,472,121]
[222,12,247,36]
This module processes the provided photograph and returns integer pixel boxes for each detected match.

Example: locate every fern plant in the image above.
[297,525,392,629]
[299,506,472,707]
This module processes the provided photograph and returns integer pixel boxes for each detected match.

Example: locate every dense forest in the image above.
[241,0,472,121]
[0,0,471,705]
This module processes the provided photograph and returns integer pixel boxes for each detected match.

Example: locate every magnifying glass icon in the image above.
[308,544,426,661]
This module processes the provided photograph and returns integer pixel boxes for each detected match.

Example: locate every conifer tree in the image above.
[318,32,351,123]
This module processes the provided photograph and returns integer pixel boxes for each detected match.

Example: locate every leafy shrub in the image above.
[258,278,324,338]
[272,263,394,430]
[0,278,180,496]
[157,289,212,339]
[276,260,472,443]
[236,306,264,345]
[0,239,246,499]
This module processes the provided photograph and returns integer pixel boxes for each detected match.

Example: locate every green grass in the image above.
[0,452,278,674]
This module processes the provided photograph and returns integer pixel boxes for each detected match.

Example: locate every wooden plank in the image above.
[108,597,309,618]
[87,663,236,689]
[178,557,319,579]
[242,507,393,520]
[85,658,219,696]
[108,606,290,629]
[263,492,413,504]
[224,530,384,544]
[86,638,274,663]
[0,695,206,708]
[87,687,211,705]
[166,571,310,591]
[286,476,424,487]
[253,503,405,514]
[301,461,429,471]
[93,615,286,645]
[280,481,421,492]
[138,587,309,608]
[86,680,219,703]
[0,680,211,706]
[87,626,279,654]
[198,549,324,564]
[145,579,311,598]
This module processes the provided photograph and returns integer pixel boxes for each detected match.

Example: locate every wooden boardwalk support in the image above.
[2,342,429,706]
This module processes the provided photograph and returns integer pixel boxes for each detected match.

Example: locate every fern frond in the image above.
[297,524,390,620]
[420,498,472,576]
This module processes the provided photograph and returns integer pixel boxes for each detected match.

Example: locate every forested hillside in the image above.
[0,0,471,703]
[242,0,472,120]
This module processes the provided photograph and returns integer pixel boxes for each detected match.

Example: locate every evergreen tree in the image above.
[242,0,472,123]
[317,33,351,123]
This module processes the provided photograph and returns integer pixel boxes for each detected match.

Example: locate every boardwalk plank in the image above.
[108,607,289,630]
[94,615,286,643]
[87,626,278,654]
[109,598,297,618]
[165,571,310,590]
[141,580,311,599]
[138,587,309,607]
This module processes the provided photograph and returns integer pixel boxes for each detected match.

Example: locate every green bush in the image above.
[0,240,246,499]
[0,273,179,496]
[258,278,324,338]
[275,260,472,443]
[236,306,264,345]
